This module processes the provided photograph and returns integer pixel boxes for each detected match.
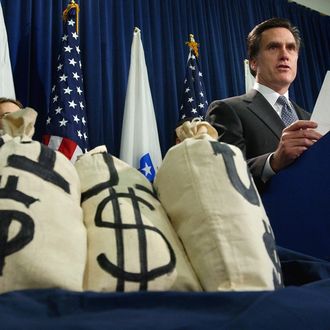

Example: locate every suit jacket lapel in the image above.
[243,90,284,139]
[292,101,310,120]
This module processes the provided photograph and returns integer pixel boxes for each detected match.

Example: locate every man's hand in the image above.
[270,120,323,172]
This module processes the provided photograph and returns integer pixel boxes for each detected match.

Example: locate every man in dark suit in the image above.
[206,18,322,193]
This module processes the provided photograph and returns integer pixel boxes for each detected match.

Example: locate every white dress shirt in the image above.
[253,82,292,182]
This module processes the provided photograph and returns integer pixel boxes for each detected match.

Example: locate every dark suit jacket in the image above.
[206,89,311,193]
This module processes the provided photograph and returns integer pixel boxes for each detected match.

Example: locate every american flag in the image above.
[179,35,208,121]
[43,2,89,163]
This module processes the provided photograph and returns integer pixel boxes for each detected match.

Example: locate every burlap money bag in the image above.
[154,125,282,291]
[75,146,201,292]
[0,108,86,293]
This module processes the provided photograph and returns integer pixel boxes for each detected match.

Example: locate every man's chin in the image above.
[277,71,296,81]
[275,75,295,87]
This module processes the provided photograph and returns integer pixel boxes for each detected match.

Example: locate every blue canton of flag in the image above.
[179,35,208,121]
[43,2,89,163]
[138,153,156,182]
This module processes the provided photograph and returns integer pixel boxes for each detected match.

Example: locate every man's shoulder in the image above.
[210,94,245,105]
[208,90,259,110]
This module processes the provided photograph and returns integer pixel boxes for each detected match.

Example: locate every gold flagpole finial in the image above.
[186,34,199,57]
[63,0,80,34]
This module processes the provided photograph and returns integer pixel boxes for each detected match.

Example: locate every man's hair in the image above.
[0,97,23,109]
[247,18,301,76]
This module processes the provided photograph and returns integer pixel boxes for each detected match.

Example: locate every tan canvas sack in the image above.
[75,146,201,292]
[0,109,86,293]
[154,120,282,291]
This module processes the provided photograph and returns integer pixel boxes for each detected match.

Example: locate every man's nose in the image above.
[279,46,290,59]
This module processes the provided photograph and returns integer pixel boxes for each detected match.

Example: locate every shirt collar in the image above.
[253,82,289,107]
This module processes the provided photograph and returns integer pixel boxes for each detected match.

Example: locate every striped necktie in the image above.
[277,95,298,127]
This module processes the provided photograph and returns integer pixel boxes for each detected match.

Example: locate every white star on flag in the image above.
[142,162,152,176]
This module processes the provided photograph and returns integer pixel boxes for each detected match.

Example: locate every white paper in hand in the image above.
[311,71,330,135]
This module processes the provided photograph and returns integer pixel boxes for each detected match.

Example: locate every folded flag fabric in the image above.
[120,27,162,182]
[0,3,16,99]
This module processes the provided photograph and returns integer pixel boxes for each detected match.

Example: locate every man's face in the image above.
[0,102,21,129]
[250,27,299,94]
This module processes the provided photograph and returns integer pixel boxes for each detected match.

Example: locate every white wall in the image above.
[290,0,330,16]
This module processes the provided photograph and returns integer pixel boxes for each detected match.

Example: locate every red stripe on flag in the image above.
[42,134,50,146]
[58,137,78,160]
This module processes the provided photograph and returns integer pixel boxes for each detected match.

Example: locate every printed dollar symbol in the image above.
[0,210,34,275]
[95,187,176,291]
[263,220,283,288]
[0,145,69,276]
[0,175,38,276]
[81,153,176,292]
[210,141,260,206]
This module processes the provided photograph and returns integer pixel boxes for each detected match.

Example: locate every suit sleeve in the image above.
[206,100,247,156]
[247,154,272,194]
[206,99,270,194]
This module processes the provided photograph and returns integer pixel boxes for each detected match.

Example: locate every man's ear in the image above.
[250,58,257,72]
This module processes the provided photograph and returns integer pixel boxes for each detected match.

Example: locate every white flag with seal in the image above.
[120,27,162,181]
[0,3,15,98]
